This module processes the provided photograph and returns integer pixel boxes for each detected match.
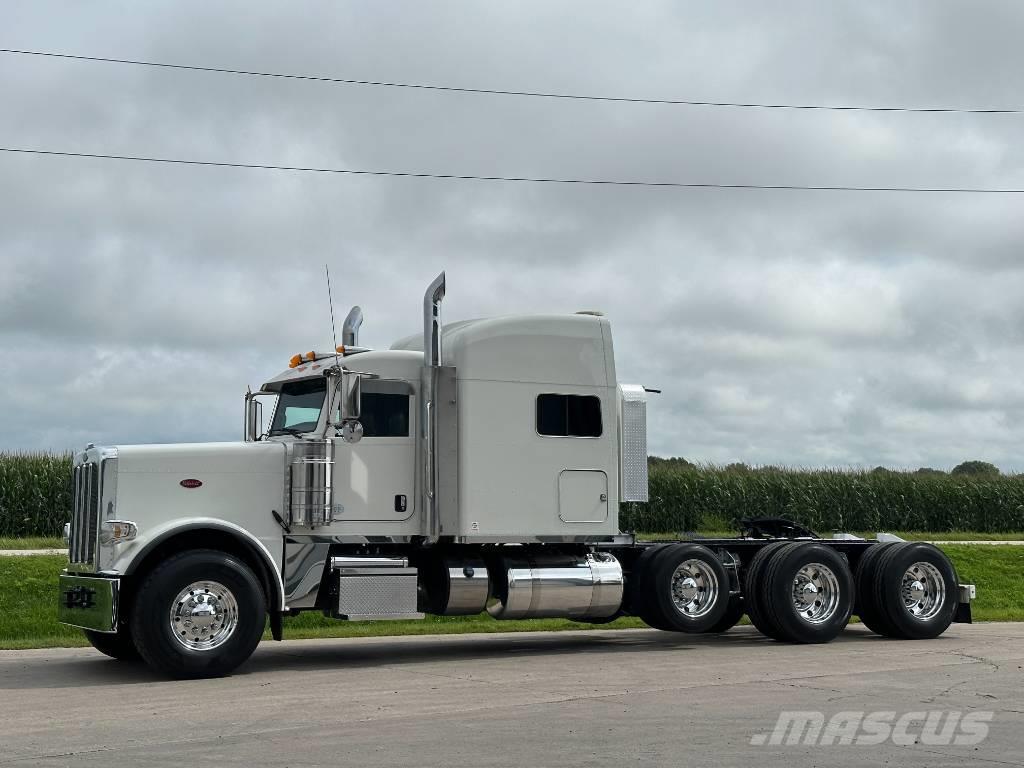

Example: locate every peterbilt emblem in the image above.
[180,479,203,489]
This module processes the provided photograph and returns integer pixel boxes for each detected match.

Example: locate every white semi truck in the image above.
[59,273,974,678]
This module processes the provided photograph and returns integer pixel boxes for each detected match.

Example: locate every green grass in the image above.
[0,537,65,550]
[0,556,88,649]
[1,546,1020,651]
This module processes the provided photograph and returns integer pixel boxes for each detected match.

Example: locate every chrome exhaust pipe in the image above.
[423,272,445,367]
[421,272,446,540]
[341,305,363,347]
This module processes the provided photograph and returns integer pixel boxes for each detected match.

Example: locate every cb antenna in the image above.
[326,263,341,372]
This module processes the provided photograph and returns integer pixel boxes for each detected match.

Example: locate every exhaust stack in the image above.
[423,272,446,367]
[422,272,446,540]
[342,306,363,347]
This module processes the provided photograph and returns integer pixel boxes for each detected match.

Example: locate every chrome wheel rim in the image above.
[169,581,239,651]
[792,562,841,624]
[901,561,946,620]
[670,559,719,618]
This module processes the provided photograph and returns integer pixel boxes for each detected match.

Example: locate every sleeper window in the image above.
[359,393,410,437]
[536,394,602,437]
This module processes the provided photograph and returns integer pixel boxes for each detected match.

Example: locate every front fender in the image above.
[110,518,285,611]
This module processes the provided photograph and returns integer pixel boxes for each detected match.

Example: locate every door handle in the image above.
[599,493,608,502]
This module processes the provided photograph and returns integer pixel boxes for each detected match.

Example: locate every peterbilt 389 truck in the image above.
[59,273,974,678]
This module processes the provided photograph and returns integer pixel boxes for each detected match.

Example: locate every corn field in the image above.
[622,464,1024,534]
[2,452,1024,537]
[0,452,73,538]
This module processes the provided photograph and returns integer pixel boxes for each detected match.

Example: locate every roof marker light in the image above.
[289,354,302,368]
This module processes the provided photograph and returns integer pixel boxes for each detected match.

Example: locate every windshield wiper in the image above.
[271,427,307,438]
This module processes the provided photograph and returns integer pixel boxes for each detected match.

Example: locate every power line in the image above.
[2,146,1023,193]
[1,46,1020,116]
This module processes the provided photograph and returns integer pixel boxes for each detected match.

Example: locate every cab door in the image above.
[331,381,416,522]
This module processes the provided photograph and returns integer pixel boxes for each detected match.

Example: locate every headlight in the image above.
[99,520,138,545]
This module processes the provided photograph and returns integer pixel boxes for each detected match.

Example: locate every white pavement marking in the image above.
[0,548,66,557]
[927,540,1024,545]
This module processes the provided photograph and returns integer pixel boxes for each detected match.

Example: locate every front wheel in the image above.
[83,628,140,661]
[131,549,266,679]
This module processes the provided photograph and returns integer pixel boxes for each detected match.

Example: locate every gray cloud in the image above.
[3,0,1024,471]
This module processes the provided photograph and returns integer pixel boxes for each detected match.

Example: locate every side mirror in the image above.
[244,389,273,442]
[341,371,361,421]
[329,369,364,443]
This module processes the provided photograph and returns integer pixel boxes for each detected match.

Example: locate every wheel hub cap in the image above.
[901,562,945,620]
[791,563,840,625]
[169,581,240,651]
[670,559,720,618]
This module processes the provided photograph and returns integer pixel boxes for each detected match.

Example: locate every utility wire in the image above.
[1,46,1020,116]
[2,146,1023,194]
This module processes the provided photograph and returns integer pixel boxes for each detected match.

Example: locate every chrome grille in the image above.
[69,461,101,569]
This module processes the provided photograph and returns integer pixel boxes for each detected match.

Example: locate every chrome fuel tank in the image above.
[487,552,623,621]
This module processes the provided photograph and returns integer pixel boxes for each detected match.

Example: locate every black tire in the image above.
[131,549,266,679]
[744,541,794,640]
[867,542,959,640]
[761,543,854,644]
[83,628,141,661]
[854,542,897,635]
[706,596,745,633]
[629,544,673,630]
[643,544,731,633]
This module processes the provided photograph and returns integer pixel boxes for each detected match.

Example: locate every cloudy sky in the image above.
[2,1,1024,470]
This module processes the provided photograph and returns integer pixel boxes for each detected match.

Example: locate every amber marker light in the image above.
[289,354,302,368]
[306,351,316,361]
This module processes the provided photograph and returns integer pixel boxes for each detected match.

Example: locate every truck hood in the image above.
[113,441,287,477]
[96,441,288,577]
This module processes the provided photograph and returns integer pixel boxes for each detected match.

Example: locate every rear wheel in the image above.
[705,596,745,633]
[864,542,958,639]
[744,541,794,640]
[131,549,266,679]
[759,542,854,644]
[629,544,672,629]
[854,542,897,635]
[643,544,730,633]
[83,628,140,661]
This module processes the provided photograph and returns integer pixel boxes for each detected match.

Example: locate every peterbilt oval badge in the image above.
[180,479,203,489]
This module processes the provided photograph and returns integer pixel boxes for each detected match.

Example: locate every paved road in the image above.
[1,624,1022,767]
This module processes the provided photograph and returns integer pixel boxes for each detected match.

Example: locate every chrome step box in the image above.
[330,556,423,621]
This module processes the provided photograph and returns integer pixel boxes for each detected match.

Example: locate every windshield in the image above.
[268,377,327,435]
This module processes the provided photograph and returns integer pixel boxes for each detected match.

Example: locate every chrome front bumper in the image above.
[58,574,119,633]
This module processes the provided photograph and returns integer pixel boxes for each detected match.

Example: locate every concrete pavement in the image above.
[1,623,1022,767]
